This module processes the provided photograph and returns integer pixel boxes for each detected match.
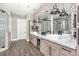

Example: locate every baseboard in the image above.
[0,47,8,53]
[11,39,29,42]
[11,39,20,41]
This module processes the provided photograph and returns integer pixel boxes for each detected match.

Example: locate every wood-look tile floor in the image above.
[0,39,43,56]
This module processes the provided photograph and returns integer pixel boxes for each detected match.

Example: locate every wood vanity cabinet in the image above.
[40,39,76,56]
[30,34,76,56]
[40,39,60,56]
[46,40,60,56]
[60,46,76,56]
[30,34,37,47]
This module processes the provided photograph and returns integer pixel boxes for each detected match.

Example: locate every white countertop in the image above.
[30,32,77,50]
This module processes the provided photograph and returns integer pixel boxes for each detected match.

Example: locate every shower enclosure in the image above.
[0,10,9,50]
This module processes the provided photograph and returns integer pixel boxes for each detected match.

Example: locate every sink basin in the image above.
[46,34,61,41]
[46,34,72,41]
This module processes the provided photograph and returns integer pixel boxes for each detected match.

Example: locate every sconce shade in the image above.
[50,4,60,15]
[59,8,68,16]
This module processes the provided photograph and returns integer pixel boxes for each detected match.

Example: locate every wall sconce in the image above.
[50,3,60,15]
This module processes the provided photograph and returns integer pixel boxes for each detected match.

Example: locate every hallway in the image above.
[0,40,43,56]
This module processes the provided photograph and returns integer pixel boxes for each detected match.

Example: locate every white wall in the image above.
[11,13,27,41]
[11,15,17,40]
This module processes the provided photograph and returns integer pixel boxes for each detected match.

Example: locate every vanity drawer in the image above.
[60,46,76,56]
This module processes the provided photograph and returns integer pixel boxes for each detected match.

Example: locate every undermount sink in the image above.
[46,34,72,41]
[46,34,61,41]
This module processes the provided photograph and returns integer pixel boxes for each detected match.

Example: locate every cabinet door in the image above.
[77,27,79,56]
[30,34,37,47]
[77,27,79,45]
[44,40,60,56]
[60,46,76,56]
[77,45,79,56]
[51,46,60,56]
[40,39,49,56]
[45,40,60,56]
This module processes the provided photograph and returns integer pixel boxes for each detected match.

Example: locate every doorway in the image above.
[17,18,27,40]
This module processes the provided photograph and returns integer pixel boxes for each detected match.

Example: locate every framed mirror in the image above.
[38,17,51,35]
[53,15,71,34]
[38,15,71,35]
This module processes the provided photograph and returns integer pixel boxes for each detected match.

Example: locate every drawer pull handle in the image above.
[62,47,71,52]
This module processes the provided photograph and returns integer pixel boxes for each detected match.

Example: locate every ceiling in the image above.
[0,3,43,17]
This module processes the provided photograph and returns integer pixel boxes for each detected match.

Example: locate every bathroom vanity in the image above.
[30,3,77,56]
[30,32,77,56]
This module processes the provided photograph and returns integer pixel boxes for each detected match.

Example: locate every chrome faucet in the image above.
[58,31,62,35]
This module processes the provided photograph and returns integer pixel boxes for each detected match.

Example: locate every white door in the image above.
[17,19,27,39]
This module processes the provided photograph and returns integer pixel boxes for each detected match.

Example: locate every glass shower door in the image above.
[0,13,7,48]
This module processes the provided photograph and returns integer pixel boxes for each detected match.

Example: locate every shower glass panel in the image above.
[0,12,8,48]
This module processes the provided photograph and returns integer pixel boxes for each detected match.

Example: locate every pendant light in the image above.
[59,3,68,17]
[50,3,60,15]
